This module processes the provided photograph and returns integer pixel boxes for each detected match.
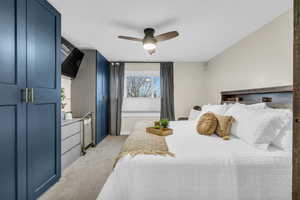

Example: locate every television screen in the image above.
[61,48,84,78]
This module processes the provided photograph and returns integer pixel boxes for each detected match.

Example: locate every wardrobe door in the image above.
[103,59,110,138]
[0,0,27,199]
[26,0,61,199]
[96,52,104,144]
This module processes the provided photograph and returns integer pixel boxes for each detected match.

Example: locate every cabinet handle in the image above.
[21,88,34,103]
[21,88,29,102]
[28,88,34,103]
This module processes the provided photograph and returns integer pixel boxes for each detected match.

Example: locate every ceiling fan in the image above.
[118,28,179,55]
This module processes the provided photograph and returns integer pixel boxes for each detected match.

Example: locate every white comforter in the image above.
[98,121,292,200]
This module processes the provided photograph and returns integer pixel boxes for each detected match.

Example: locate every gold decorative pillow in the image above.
[197,112,218,135]
[214,114,235,140]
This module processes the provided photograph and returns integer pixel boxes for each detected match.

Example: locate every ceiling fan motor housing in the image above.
[143,28,157,45]
[144,28,155,36]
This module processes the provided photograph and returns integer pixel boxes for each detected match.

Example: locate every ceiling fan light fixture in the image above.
[143,42,156,51]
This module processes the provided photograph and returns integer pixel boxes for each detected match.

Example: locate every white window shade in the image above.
[123,69,161,112]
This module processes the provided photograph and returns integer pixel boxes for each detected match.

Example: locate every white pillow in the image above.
[188,109,202,120]
[271,111,292,151]
[225,104,290,149]
[229,102,268,109]
[202,104,231,115]
[195,104,230,122]
[245,102,268,109]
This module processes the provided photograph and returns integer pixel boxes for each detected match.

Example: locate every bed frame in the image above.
[221,85,293,109]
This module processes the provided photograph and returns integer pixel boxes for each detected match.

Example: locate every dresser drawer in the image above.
[61,133,81,154]
[61,144,81,170]
[62,121,81,140]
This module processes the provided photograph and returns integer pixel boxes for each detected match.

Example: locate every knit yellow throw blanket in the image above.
[114,130,175,167]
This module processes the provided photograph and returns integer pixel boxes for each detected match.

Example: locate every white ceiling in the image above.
[48,0,292,62]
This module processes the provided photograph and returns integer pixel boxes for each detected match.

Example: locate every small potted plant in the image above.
[61,88,67,109]
[160,119,169,130]
[61,88,67,120]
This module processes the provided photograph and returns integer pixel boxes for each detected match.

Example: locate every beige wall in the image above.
[174,62,207,119]
[205,10,293,103]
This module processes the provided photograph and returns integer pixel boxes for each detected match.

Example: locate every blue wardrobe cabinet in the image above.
[72,50,110,145]
[0,0,61,199]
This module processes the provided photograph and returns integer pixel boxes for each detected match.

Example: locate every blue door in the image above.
[0,0,61,199]
[96,52,104,144]
[103,58,109,139]
[26,0,61,199]
[0,0,27,199]
[96,52,109,143]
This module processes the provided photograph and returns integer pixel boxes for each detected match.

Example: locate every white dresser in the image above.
[61,119,82,171]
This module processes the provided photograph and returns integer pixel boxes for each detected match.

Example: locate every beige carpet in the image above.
[39,136,127,200]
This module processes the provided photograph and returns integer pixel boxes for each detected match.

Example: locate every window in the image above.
[126,75,160,98]
[124,71,160,98]
[122,66,161,113]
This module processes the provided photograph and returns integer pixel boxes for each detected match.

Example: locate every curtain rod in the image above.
[110,61,172,64]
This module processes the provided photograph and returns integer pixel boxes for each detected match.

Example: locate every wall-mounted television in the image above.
[61,37,84,78]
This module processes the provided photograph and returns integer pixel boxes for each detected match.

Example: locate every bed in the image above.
[97,86,293,200]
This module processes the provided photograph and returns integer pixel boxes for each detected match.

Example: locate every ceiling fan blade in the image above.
[155,31,179,42]
[118,36,142,42]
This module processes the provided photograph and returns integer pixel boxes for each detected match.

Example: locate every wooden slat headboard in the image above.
[221,86,293,109]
